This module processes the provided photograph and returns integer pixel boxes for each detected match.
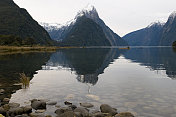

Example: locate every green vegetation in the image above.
[0,0,52,45]
[19,73,30,89]
[0,35,36,46]
[59,16,111,46]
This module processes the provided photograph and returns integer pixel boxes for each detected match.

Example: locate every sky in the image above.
[14,0,176,36]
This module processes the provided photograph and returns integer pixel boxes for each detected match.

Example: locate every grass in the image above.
[19,73,30,89]
[0,46,57,55]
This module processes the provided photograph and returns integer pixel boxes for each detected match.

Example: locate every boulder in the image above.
[9,107,24,116]
[3,98,10,102]
[29,113,45,117]
[46,101,57,105]
[92,112,105,117]
[2,104,10,111]
[9,103,20,108]
[55,107,72,115]
[64,101,72,105]
[0,89,4,93]
[56,111,77,117]
[15,114,30,117]
[74,107,89,117]
[100,104,117,116]
[31,100,46,110]
[23,105,32,114]
[115,112,134,117]
[35,109,46,113]
[0,107,6,116]
[80,103,94,108]
[69,105,77,110]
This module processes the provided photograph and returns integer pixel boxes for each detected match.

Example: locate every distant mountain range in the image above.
[41,5,128,46]
[0,0,52,45]
[123,12,176,46]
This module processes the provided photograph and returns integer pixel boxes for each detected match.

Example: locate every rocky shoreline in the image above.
[0,98,134,117]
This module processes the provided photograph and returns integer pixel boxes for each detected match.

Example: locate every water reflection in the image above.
[0,53,51,100]
[124,47,176,79]
[44,48,126,85]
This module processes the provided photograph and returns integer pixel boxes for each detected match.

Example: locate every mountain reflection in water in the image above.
[43,48,126,85]
[124,47,176,79]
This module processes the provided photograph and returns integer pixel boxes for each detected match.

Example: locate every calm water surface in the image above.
[0,47,176,117]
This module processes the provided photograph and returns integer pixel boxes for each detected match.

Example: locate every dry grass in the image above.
[0,46,58,55]
[19,73,30,89]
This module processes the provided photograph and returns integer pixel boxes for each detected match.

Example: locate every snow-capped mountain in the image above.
[123,11,176,46]
[147,21,165,28]
[41,5,128,46]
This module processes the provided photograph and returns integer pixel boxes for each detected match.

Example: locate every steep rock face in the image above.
[123,11,176,46]
[77,5,128,46]
[123,22,164,46]
[0,0,52,45]
[160,12,176,46]
[41,5,128,46]
[61,16,111,46]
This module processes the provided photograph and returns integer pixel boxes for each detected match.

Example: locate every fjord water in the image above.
[1,47,176,116]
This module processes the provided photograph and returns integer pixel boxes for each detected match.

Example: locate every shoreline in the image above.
[0,98,135,117]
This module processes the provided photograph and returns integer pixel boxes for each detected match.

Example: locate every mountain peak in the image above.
[168,11,176,21]
[169,11,176,18]
[75,4,99,20]
[147,21,165,28]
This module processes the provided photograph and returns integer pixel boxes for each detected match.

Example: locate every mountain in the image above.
[61,16,111,46]
[123,11,176,46]
[41,5,128,46]
[123,22,164,46]
[0,0,52,45]
[160,12,176,46]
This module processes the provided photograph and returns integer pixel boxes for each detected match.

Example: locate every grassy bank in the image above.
[0,46,58,55]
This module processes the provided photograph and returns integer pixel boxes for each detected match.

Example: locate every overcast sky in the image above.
[14,0,176,36]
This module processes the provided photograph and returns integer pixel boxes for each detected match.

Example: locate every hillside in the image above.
[0,0,52,45]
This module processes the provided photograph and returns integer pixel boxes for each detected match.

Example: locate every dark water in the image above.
[1,47,176,117]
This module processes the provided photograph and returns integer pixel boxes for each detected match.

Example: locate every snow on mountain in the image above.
[147,21,165,28]
[169,11,176,20]
[40,22,62,31]
[41,4,98,32]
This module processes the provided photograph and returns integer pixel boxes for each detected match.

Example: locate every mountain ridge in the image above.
[41,5,128,46]
[123,12,176,46]
[0,0,52,45]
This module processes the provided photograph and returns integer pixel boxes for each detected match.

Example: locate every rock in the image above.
[15,114,30,117]
[80,103,94,108]
[0,89,4,93]
[92,112,105,117]
[9,107,24,116]
[74,112,82,117]
[55,104,61,108]
[9,103,20,108]
[0,107,6,116]
[31,99,38,103]
[74,107,89,117]
[3,98,10,102]
[64,101,72,105]
[46,101,57,105]
[29,113,45,117]
[115,112,134,117]
[2,104,10,111]
[31,100,46,110]
[23,105,32,114]
[35,109,46,113]
[100,104,117,116]
[69,105,77,110]
[55,107,72,115]
[45,115,52,117]
[56,111,77,117]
